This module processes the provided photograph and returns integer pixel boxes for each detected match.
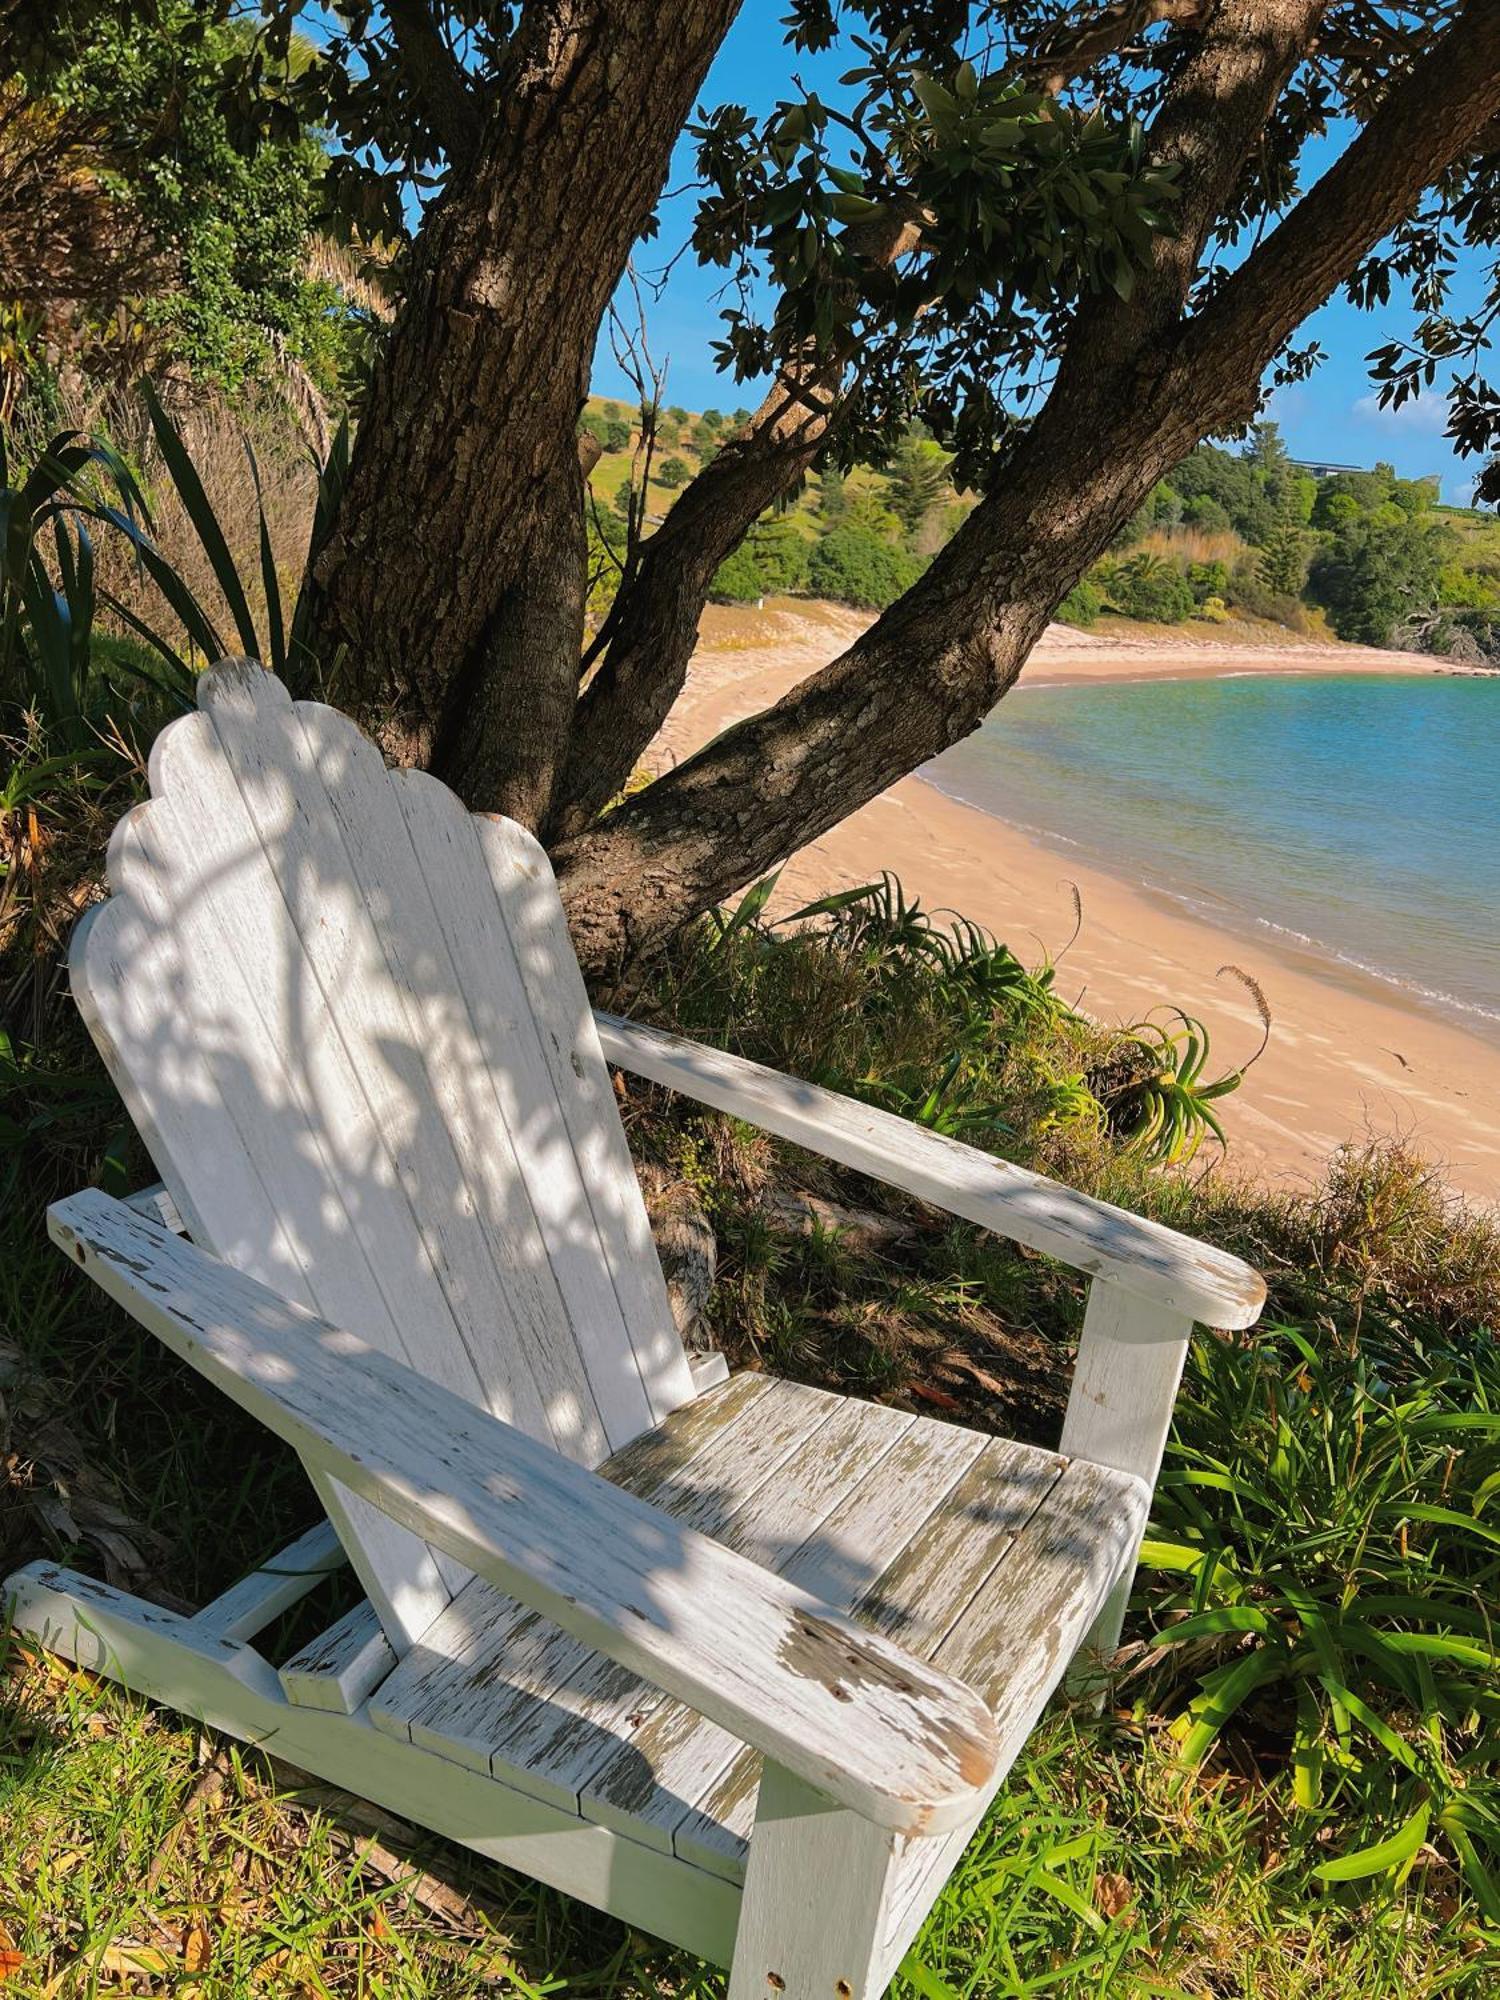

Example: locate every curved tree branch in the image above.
[1183,0,1500,391]
[551,191,939,839]
[551,361,839,837]
[1021,0,1214,92]
[550,0,1500,972]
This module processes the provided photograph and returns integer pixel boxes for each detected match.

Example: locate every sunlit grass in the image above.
[4,1640,1490,1998]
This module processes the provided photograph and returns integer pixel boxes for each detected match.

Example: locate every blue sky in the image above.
[588,3,1491,502]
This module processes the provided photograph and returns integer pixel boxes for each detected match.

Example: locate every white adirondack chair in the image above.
[7,662,1264,1998]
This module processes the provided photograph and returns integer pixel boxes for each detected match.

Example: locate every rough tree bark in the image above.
[299,0,743,828]
[550,0,1500,971]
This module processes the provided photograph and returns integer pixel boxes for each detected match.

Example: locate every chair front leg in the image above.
[1060,1279,1195,1690]
[729,1762,903,2000]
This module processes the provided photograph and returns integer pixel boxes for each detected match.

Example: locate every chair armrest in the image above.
[49,1189,998,1837]
[595,1012,1264,1331]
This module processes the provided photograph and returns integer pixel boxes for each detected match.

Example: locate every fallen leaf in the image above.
[907,1381,964,1412]
[99,1942,176,1978]
[0,1950,24,1984]
[937,1350,1008,1397]
[1096,1872,1135,1921]
[182,1926,212,1973]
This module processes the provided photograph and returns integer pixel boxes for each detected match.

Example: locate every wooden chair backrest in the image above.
[71,660,695,1648]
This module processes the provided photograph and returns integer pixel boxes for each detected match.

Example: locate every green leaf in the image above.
[781,881,886,923]
[717,870,782,940]
[246,441,286,680]
[1445,1821,1500,1927]
[1380,1501,1500,1550]
[1313,1803,1430,1882]
[900,1958,961,2000]
[1149,1606,1284,1647]
[1177,1647,1284,1767]
[143,379,261,661]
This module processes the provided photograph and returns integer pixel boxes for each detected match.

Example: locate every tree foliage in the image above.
[11,1,357,396]
[1309,514,1449,645]
[808,523,925,608]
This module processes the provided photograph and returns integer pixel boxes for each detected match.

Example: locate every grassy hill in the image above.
[581,395,1500,658]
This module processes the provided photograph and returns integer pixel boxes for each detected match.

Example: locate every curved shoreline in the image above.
[654,609,1500,1204]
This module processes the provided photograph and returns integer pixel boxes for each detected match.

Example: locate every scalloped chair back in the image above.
[71,660,695,1643]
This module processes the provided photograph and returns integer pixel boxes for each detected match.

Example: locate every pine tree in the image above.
[1258,505,1309,597]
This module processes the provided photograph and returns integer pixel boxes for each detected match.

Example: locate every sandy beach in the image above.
[652,606,1500,1206]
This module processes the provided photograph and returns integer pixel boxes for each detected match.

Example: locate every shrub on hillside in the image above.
[1226,567,1307,629]
[1111,553,1194,623]
[708,514,809,603]
[655,454,691,488]
[580,410,630,453]
[1183,494,1232,535]
[709,543,767,602]
[1056,578,1102,627]
[1186,559,1229,605]
[808,525,924,609]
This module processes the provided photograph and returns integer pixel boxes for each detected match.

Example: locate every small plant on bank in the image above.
[1140,1311,1500,1914]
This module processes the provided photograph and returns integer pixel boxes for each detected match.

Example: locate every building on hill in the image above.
[1292,457,1442,496]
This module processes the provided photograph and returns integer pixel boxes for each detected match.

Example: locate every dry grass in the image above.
[1140,523,1248,568]
[10,378,318,663]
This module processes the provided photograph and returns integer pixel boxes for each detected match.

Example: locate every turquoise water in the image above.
[923,673,1500,1038]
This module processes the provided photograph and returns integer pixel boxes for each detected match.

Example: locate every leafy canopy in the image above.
[25,3,1500,489]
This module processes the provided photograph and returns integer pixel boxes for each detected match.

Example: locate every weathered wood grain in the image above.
[48,1192,1000,1836]
[371,1373,800,1790]
[1060,1280,1193,1678]
[71,661,698,1646]
[600,1417,995,1875]
[728,1761,901,2000]
[672,1433,1066,1879]
[191,1519,346,1642]
[279,1600,397,1714]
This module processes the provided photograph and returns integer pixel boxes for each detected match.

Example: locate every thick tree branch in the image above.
[554,0,1447,971]
[383,0,483,164]
[552,363,839,838]
[1022,0,1214,91]
[1182,0,1500,406]
[552,191,939,838]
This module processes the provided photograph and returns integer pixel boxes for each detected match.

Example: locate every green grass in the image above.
[4,1643,1489,1996]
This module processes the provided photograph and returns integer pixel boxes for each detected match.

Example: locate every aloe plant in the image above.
[1116,1009,1244,1164]
[1,385,349,751]
[0,426,193,741]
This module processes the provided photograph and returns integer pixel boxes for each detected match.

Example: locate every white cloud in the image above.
[1351,390,1449,436]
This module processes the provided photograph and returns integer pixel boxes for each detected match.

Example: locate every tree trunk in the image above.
[298,0,742,828]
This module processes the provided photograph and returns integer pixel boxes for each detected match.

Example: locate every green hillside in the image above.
[580,393,969,615]
[583,397,1500,659]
